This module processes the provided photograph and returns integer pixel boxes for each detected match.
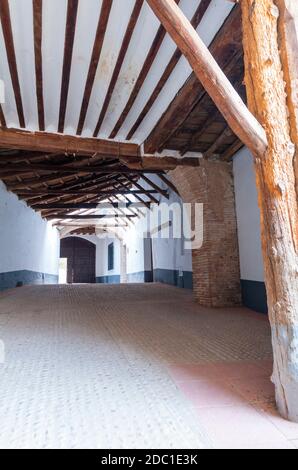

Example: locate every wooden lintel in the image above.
[146,0,268,157]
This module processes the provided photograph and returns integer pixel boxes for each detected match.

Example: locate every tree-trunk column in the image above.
[241,0,298,422]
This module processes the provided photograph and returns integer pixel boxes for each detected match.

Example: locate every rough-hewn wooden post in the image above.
[241,0,298,422]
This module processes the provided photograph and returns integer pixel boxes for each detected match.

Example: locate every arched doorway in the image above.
[60,237,96,284]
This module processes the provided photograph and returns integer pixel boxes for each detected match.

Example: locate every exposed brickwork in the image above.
[170,160,241,307]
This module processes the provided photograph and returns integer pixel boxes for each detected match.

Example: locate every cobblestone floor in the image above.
[0,283,296,449]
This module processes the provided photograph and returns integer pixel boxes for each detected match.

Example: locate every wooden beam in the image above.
[140,174,169,199]
[58,0,79,133]
[120,155,200,170]
[34,202,147,210]
[0,127,139,156]
[144,5,242,153]
[0,163,162,175]
[123,174,160,204]
[221,139,243,162]
[0,105,6,127]
[109,0,181,139]
[93,0,144,137]
[114,177,151,209]
[157,173,180,195]
[145,0,267,157]
[48,214,137,220]
[33,0,45,131]
[127,0,211,140]
[204,127,234,160]
[76,0,112,135]
[0,0,25,128]
[241,0,298,421]
[16,189,159,196]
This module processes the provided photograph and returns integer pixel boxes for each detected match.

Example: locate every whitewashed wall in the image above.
[233,147,264,282]
[0,181,59,280]
[233,147,267,313]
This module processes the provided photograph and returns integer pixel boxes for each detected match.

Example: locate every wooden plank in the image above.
[146,0,267,157]
[126,0,211,140]
[33,0,45,131]
[93,0,144,137]
[144,5,242,153]
[0,0,25,128]
[58,0,79,133]
[109,0,180,139]
[0,127,139,156]
[76,0,113,135]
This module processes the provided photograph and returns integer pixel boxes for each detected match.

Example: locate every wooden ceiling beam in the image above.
[0,163,161,175]
[93,0,144,137]
[16,189,158,196]
[34,202,147,210]
[0,127,139,156]
[124,174,160,203]
[220,138,243,162]
[109,0,180,139]
[0,105,7,127]
[140,174,169,199]
[120,155,200,170]
[33,0,45,131]
[157,173,180,195]
[204,126,234,160]
[76,0,113,135]
[58,0,79,133]
[48,214,137,220]
[0,0,25,128]
[126,0,211,140]
[144,5,242,154]
[146,0,267,157]
[114,177,151,209]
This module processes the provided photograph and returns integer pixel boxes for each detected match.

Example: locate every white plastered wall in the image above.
[0,181,59,276]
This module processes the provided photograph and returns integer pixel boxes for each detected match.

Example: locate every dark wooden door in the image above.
[60,237,96,284]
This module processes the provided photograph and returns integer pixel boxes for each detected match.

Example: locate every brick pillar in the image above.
[170,160,241,307]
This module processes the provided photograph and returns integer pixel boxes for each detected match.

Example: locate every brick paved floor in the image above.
[0,283,297,449]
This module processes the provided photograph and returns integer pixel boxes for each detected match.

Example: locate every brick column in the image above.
[170,160,241,307]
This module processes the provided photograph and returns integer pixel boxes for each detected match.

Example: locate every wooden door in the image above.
[60,237,96,284]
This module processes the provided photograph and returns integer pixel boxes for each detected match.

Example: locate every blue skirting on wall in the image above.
[96,275,121,284]
[0,270,58,292]
[153,269,193,290]
[126,271,153,283]
[241,279,268,314]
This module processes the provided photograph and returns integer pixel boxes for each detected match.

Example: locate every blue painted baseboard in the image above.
[153,269,193,290]
[241,279,268,314]
[96,275,121,284]
[0,270,58,292]
[126,271,154,283]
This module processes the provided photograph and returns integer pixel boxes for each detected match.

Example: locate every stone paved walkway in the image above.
[0,284,297,449]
